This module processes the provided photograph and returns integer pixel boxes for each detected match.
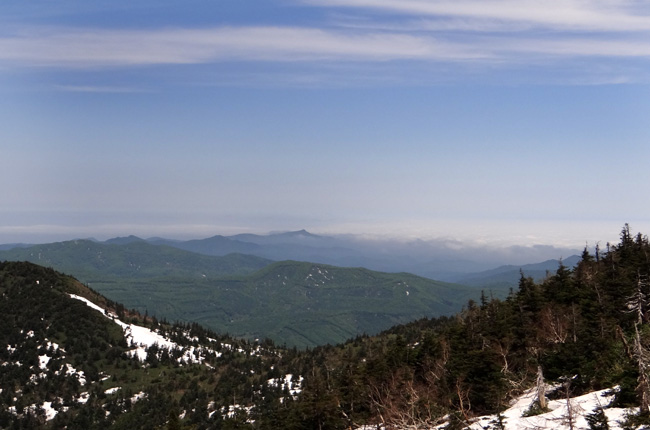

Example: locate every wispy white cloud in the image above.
[0,26,487,69]
[0,1,649,87]
[303,0,650,32]
[485,35,650,58]
[1,23,648,72]
[52,84,151,93]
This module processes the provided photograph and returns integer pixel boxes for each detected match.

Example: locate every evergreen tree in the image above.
[586,407,610,430]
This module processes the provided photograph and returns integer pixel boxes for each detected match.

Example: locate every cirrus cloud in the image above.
[0,26,487,69]
[0,1,649,85]
[302,0,650,32]
[0,24,649,71]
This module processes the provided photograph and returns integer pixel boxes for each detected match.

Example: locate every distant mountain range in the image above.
[0,229,582,279]
[5,229,577,281]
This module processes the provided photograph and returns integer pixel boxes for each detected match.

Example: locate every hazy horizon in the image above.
[1,216,643,268]
[0,223,592,271]
[2,1,649,251]
[0,213,642,248]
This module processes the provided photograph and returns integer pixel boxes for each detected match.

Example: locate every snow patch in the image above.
[41,401,57,421]
[46,340,61,352]
[131,391,146,403]
[268,374,303,397]
[38,354,50,370]
[69,294,221,363]
[64,363,86,385]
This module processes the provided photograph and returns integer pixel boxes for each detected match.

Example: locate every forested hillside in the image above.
[0,239,272,280]
[4,225,650,429]
[0,241,475,348]
[183,261,475,348]
[270,224,650,429]
[0,262,303,429]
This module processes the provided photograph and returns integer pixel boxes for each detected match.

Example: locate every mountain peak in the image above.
[104,235,145,245]
[278,229,318,238]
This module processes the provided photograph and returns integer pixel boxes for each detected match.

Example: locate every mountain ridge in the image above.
[0,239,272,281]
[457,254,582,288]
[0,229,582,282]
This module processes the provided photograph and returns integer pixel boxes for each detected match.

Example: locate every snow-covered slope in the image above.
[436,385,632,430]
[68,294,220,364]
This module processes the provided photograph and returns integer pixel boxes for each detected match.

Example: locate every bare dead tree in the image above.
[423,338,449,386]
[563,381,578,430]
[494,339,512,374]
[368,371,445,430]
[538,306,570,344]
[633,323,650,413]
[623,271,650,414]
[455,378,472,425]
[536,366,547,411]
[488,338,529,403]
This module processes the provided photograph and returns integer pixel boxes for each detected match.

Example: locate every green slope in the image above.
[0,242,475,348]
[119,261,476,348]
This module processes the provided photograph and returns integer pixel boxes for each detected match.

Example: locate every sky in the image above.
[1,0,650,248]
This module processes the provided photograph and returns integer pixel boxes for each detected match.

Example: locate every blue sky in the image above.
[1,0,650,247]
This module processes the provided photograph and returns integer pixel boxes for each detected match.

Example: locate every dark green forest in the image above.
[0,240,476,348]
[3,225,650,429]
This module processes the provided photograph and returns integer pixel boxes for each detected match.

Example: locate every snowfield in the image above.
[432,385,631,430]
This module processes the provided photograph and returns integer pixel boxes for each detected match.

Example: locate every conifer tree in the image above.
[166,408,181,430]
[586,407,610,430]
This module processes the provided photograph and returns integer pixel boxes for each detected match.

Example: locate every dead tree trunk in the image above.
[628,271,650,414]
[536,366,547,410]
